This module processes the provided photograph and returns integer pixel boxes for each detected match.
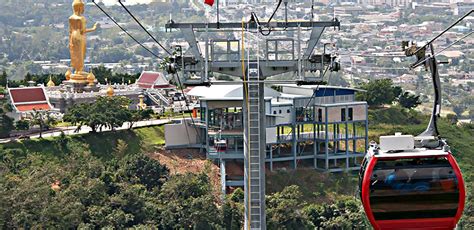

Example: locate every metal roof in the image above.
[276,84,366,92]
[187,85,281,99]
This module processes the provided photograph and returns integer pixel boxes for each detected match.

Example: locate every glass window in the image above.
[287,109,290,114]
[296,108,304,122]
[273,111,277,115]
[341,108,346,121]
[348,108,353,121]
[318,108,322,122]
[369,157,459,220]
[279,110,282,114]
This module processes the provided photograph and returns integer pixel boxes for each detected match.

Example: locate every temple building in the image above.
[45,81,143,113]
[7,86,53,120]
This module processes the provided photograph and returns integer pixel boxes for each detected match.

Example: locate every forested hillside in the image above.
[0,108,472,228]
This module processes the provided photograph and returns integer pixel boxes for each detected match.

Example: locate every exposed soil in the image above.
[225,160,244,177]
[149,148,222,199]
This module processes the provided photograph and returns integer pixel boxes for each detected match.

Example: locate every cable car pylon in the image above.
[163,14,340,230]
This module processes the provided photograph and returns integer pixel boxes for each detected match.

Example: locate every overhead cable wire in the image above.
[414,9,473,54]
[267,0,283,24]
[248,0,283,36]
[91,0,162,59]
[173,72,203,143]
[118,0,172,56]
[412,31,473,69]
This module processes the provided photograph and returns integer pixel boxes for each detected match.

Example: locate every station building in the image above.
[164,84,369,192]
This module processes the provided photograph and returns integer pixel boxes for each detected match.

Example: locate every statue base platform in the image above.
[70,73,87,82]
[63,72,99,93]
[84,84,100,92]
[63,80,99,93]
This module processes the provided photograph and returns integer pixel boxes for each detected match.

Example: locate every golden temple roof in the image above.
[47,76,55,87]
[106,85,114,97]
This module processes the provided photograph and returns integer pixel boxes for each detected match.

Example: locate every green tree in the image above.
[29,110,56,138]
[356,79,402,107]
[118,153,169,191]
[446,114,458,125]
[159,173,222,229]
[128,109,153,129]
[453,105,466,117]
[0,70,7,87]
[398,91,422,110]
[0,114,14,138]
[266,185,310,229]
[14,120,29,131]
[223,188,244,230]
[64,97,132,133]
[63,103,95,132]
[92,65,113,84]
[114,139,129,159]
[303,196,368,229]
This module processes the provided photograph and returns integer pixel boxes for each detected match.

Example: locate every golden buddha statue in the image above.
[69,0,98,82]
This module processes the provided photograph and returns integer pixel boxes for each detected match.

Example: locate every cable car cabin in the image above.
[214,139,227,153]
[359,134,465,230]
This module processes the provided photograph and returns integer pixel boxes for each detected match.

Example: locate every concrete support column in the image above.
[333,123,337,154]
[205,105,210,158]
[345,122,349,170]
[292,121,297,169]
[313,122,317,169]
[270,146,273,172]
[220,160,226,198]
[325,108,329,171]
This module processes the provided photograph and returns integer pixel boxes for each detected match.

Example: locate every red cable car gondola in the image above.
[359,139,465,230]
[359,35,468,229]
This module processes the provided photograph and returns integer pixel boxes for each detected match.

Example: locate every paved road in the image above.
[0,119,172,143]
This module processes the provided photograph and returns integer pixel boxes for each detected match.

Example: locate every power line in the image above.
[118,0,172,56]
[91,0,162,59]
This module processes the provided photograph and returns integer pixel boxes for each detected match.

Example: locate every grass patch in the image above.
[1,125,166,162]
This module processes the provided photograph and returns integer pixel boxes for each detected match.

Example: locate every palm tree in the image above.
[29,109,56,138]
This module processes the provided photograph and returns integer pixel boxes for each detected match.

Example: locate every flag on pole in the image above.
[204,0,215,6]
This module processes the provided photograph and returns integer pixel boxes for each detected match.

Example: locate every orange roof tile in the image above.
[15,103,51,112]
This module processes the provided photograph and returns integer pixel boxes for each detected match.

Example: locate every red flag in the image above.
[204,0,214,6]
